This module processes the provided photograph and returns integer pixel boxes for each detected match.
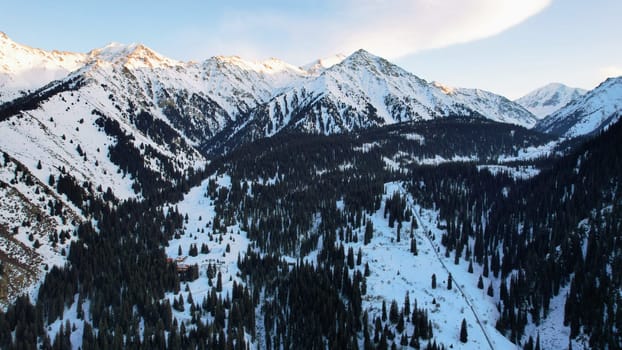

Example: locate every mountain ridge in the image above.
[1,34,538,137]
[535,77,622,137]
[515,82,587,119]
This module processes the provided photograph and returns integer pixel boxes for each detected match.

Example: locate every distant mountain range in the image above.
[534,77,622,137]
[2,32,620,146]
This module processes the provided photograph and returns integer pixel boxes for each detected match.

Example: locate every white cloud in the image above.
[198,0,552,63]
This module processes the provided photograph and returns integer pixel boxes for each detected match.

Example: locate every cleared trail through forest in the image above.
[410,202,496,350]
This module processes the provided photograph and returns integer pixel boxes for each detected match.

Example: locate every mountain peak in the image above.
[0,32,87,103]
[208,55,307,77]
[88,42,178,69]
[535,76,622,136]
[344,49,379,63]
[516,82,587,118]
[302,53,347,75]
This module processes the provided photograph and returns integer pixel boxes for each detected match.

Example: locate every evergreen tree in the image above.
[347,247,355,269]
[410,238,418,255]
[216,272,223,292]
[364,220,374,245]
[397,311,405,333]
[382,300,387,321]
[357,248,363,266]
[460,318,468,343]
[389,300,399,324]
[524,336,534,350]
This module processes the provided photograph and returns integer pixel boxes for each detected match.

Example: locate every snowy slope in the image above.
[0,60,208,304]
[0,32,87,103]
[434,82,537,127]
[3,33,539,152]
[535,77,622,137]
[302,53,347,75]
[200,55,310,116]
[225,50,536,142]
[357,182,515,349]
[42,42,314,144]
[89,42,310,122]
[166,177,518,349]
[515,83,587,119]
[0,152,83,307]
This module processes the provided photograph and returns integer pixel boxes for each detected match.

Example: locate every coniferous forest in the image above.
[0,115,621,349]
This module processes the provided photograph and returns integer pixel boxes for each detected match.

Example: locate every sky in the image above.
[1,0,620,98]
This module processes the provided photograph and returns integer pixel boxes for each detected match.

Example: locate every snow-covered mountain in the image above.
[199,55,310,116]
[535,77,622,137]
[515,82,587,119]
[219,50,537,148]
[0,32,87,103]
[302,53,347,75]
[433,82,537,127]
[1,34,539,158]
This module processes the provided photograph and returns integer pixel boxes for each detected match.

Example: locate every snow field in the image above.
[339,182,515,349]
[163,173,254,344]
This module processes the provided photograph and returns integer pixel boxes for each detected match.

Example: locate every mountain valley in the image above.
[0,32,621,349]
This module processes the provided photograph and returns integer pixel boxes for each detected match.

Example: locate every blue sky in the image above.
[1,0,620,98]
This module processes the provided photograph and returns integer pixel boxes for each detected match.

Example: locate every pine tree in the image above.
[400,333,408,346]
[216,271,223,292]
[460,318,468,343]
[382,300,387,321]
[389,300,399,324]
[478,275,484,289]
[431,274,437,289]
[411,217,418,233]
[447,274,452,290]
[397,312,405,333]
[347,247,355,269]
[410,238,418,255]
[364,220,374,245]
[525,336,534,350]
